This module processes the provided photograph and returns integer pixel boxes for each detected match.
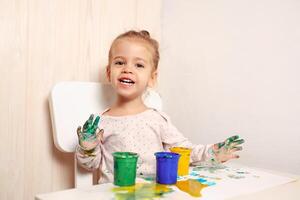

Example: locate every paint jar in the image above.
[113,152,139,186]
[170,147,192,176]
[155,152,180,184]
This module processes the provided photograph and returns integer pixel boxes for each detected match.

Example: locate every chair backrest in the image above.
[49,81,162,188]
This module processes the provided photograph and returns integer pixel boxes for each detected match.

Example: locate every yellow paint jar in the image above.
[170,147,192,176]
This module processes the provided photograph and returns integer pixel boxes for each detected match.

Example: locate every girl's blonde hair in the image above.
[108,30,160,70]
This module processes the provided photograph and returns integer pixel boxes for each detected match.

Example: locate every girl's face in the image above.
[107,39,157,100]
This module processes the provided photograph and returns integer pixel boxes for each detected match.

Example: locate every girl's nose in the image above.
[122,64,133,74]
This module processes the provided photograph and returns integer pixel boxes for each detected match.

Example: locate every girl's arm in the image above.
[158,111,243,164]
[160,123,212,163]
[75,144,102,171]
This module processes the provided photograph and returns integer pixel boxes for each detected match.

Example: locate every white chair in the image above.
[49,81,162,188]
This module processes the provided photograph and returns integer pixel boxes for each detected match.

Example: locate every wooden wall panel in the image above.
[0,1,28,199]
[0,0,161,199]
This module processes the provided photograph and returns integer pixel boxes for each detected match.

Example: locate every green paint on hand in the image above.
[93,116,100,127]
[233,139,245,145]
[81,114,101,141]
[217,142,225,149]
[223,135,245,150]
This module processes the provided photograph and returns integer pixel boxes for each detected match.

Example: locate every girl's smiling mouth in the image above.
[118,78,135,85]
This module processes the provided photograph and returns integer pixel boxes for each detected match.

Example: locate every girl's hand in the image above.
[77,114,103,151]
[211,135,244,163]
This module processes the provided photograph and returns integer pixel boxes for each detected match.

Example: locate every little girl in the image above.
[76,30,244,183]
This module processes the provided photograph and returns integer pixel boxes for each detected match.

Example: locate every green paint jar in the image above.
[113,152,139,186]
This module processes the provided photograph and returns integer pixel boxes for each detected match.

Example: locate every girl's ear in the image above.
[148,70,158,88]
[106,65,111,82]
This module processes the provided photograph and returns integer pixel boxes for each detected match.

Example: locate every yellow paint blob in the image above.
[176,179,208,197]
[112,183,173,200]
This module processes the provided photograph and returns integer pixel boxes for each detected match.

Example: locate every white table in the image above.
[35,164,300,200]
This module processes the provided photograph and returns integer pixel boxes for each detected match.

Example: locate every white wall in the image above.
[160,0,300,174]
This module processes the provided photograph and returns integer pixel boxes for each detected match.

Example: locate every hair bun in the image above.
[140,30,150,37]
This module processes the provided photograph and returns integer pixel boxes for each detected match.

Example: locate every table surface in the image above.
[35,163,300,200]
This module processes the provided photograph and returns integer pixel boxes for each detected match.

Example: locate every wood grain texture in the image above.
[0,0,161,199]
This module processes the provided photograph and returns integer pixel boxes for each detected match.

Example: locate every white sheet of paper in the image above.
[108,163,296,200]
[177,163,296,199]
[36,164,297,200]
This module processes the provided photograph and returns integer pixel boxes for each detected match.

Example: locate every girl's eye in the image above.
[136,63,144,68]
[115,61,124,65]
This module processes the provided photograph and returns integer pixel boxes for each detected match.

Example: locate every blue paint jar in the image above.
[154,152,180,184]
